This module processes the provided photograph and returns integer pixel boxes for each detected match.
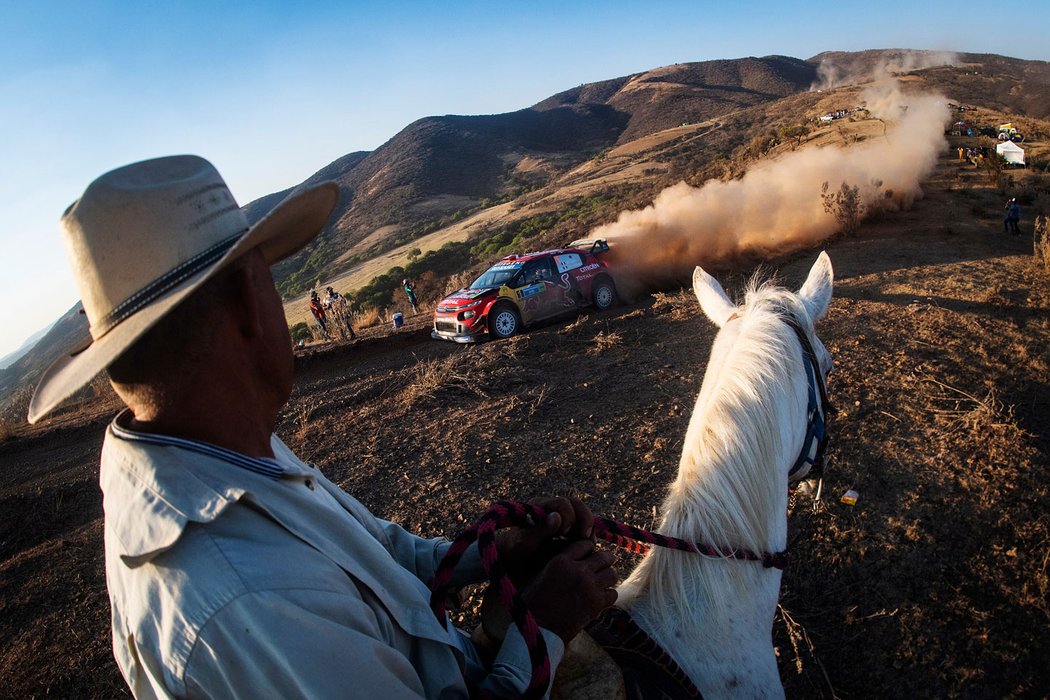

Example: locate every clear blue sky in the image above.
[1,0,1047,359]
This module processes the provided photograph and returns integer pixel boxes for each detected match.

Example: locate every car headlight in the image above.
[460,300,483,309]
[461,310,475,320]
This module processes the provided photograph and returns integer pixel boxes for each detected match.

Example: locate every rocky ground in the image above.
[1,152,1048,698]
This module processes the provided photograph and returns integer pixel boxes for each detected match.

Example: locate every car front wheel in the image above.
[488,305,521,339]
[593,278,617,310]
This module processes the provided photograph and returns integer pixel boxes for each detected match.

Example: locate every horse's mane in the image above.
[621,278,814,618]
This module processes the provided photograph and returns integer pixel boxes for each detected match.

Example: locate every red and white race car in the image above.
[431,239,617,343]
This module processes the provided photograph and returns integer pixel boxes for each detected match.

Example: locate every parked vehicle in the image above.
[431,239,617,343]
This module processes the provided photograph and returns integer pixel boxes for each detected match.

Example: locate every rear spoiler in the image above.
[567,238,610,255]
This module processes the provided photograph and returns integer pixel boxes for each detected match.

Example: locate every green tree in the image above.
[778,122,811,147]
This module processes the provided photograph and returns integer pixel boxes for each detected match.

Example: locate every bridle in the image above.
[428,501,791,700]
[725,305,831,482]
[780,310,831,481]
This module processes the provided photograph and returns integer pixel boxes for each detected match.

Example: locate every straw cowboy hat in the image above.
[28,155,339,423]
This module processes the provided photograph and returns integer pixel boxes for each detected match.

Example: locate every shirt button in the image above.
[305,479,315,490]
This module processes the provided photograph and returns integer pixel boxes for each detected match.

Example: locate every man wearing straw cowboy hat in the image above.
[29,155,616,698]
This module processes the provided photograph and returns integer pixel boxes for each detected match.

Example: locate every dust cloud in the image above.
[595,82,950,293]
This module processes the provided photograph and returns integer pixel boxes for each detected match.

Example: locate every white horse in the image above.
[613,252,834,698]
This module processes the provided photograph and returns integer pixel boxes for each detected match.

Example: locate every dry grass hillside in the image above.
[2,114,1049,697]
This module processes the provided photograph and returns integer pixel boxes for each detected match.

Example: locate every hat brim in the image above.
[27,181,339,424]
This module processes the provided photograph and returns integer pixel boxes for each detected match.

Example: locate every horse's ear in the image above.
[693,266,736,327]
[798,251,834,321]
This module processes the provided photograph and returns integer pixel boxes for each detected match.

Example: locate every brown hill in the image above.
[811,49,1050,119]
[5,49,1050,417]
[2,146,1049,695]
[535,55,818,143]
[268,55,823,298]
[0,303,88,416]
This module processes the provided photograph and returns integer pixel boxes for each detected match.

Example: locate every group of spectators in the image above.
[958,145,990,166]
[309,286,356,340]
[307,278,420,342]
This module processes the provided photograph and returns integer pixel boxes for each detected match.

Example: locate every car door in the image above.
[551,253,584,309]
[514,258,558,323]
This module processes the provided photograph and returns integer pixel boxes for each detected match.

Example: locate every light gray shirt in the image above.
[100,410,563,698]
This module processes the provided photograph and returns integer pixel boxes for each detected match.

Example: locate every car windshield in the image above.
[470,263,522,289]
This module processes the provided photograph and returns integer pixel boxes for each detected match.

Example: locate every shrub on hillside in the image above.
[821,181,863,235]
[289,322,311,345]
[352,307,384,329]
[1034,215,1050,274]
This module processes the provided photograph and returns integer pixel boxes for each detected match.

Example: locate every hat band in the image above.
[92,230,246,338]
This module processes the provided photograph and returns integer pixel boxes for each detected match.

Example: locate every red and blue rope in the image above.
[428,500,788,699]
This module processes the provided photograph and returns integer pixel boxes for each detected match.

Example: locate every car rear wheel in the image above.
[593,277,617,311]
[488,304,521,339]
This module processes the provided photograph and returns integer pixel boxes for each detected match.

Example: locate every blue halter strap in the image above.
[780,311,830,481]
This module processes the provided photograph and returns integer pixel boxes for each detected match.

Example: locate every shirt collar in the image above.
[102,409,312,566]
[109,412,291,480]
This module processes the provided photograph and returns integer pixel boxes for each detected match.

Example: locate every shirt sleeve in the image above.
[184,588,448,699]
[373,516,487,587]
[464,626,565,699]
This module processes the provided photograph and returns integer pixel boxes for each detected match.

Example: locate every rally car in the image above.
[431,239,617,343]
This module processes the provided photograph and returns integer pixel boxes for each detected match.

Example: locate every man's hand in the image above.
[522,540,618,644]
[495,497,595,575]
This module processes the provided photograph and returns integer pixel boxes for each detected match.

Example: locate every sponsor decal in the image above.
[557,272,577,307]
[515,283,545,299]
[489,262,524,271]
[579,263,600,273]
[448,288,492,301]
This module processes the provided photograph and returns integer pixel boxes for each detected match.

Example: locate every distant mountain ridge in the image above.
[4,48,1049,417]
[0,302,86,407]
[0,322,55,370]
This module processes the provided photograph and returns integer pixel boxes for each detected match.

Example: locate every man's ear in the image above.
[223,254,264,339]
[693,266,736,327]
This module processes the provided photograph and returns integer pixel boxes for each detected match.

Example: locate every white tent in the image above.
[996,140,1025,165]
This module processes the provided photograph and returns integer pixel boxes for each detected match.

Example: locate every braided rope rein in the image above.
[428,500,788,699]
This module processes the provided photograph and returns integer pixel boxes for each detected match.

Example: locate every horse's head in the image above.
[616,253,835,697]
[693,251,834,380]
[691,252,834,484]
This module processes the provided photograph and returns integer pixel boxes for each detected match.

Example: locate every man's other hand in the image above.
[496,497,595,572]
[522,540,618,643]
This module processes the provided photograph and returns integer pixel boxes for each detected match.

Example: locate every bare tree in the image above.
[821,180,863,235]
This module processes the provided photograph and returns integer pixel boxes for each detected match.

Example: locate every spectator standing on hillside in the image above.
[27,155,615,699]
[1004,198,1021,236]
[403,278,419,314]
[326,286,356,339]
[309,289,329,338]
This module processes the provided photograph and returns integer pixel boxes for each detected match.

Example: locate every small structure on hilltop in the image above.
[818,109,850,123]
[998,123,1024,142]
[995,140,1025,166]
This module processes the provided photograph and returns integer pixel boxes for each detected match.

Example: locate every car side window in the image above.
[523,259,554,283]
